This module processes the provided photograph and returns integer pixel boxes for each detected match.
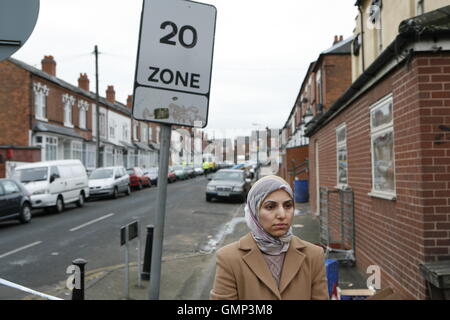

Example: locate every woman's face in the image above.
[259,189,294,237]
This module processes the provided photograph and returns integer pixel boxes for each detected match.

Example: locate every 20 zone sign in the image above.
[133,0,216,128]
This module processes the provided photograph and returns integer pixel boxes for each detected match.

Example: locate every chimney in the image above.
[106,85,115,103]
[126,95,133,109]
[340,35,344,42]
[41,55,56,76]
[333,35,344,45]
[78,73,89,91]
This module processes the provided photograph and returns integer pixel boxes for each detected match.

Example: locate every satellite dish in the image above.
[0,0,40,61]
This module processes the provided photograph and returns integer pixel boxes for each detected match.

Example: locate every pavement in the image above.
[27,166,368,300]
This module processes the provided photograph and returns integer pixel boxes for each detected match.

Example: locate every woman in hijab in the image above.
[210,175,329,300]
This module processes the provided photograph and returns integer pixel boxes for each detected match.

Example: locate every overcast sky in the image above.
[12,0,358,138]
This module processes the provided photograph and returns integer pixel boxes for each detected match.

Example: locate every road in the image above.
[0,175,243,299]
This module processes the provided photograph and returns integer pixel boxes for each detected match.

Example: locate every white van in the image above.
[12,160,89,213]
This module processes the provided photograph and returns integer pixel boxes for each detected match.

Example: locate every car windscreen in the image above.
[89,169,114,179]
[14,167,48,183]
[213,171,243,181]
[126,169,135,175]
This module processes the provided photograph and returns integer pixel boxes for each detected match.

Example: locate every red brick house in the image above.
[305,7,450,299]
[279,36,353,189]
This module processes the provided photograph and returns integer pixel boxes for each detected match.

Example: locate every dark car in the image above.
[206,169,252,203]
[127,167,151,190]
[0,178,32,224]
[143,167,158,186]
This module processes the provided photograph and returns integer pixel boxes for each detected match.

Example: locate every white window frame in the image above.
[99,111,107,138]
[416,0,424,15]
[336,123,348,189]
[78,100,89,129]
[316,69,323,105]
[133,120,139,141]
[72,141,83,162]
[45,136,58,161]
[62,94,75,128]
[110,119,116,139]
[33,82,49,122]
[368,94,396,200]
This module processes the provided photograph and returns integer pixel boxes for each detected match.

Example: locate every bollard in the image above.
[71,258,87,300]
[141,225,154,281]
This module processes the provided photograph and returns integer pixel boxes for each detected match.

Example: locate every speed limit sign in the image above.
[132,0,217,128]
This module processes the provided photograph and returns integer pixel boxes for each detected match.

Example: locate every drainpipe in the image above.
[358,4,366,71]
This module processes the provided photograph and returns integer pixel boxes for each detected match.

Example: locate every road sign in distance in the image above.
[133,0,217,128]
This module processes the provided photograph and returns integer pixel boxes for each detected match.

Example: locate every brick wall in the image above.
[309,52,450,300]
[0,61,31,146]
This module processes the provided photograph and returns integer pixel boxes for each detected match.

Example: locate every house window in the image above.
[62,94,75,127]
[123,124,129,140]
[33,82,49,121]
[85,144,96,170]
[141,125,147,142]
[416,0,424,15]
[316,70,323,106]
[45,136,58,161]
[133,121,139,141]
[336,124,348,187]
[72,141,83,162]
[149,126,153,141]
[105,146,113,167]
[370,94,395,197]
[156,126,160,144]
[110,120,116,139]
[78,100,89,129]
[99,112,106,138]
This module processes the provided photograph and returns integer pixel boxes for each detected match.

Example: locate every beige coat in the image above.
[210,233,329,300]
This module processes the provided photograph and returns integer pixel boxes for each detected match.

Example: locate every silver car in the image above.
[88,166,130,199]
[206,169,252,203]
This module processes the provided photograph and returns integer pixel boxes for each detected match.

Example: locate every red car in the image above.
[168,169,177,183]
[127,167,151,190]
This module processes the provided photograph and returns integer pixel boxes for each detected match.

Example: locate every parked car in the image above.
[143,167,158,186]
[171,165,189,180]
[127,167,151,190]
[194,165,204,176]
[185,165,195,178]
[12,160,89,213]
[168,168,177,183]
[206,169,252,203]
[88,166,130,199]
[0,179,32,224]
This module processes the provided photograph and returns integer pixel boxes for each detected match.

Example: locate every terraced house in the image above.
[305,1,450,299]
[0,55,159,176]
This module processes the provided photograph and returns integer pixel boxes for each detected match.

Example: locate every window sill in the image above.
[334,185,351,191]
[64,123,74,129]
[36,116,48,122]
[368,191,396,201]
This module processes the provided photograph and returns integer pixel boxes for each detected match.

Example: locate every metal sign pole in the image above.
[137,221,142,288]
[125,228,129,300]
[149,123,171,300]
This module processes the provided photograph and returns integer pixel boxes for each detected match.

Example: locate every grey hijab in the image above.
[244,175,294,256]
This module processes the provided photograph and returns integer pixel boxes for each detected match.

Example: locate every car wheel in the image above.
[76,192,85,207]
[206,195,212,202]
[54,196,64,214]
[112,187,119,199]
[138,182,143,190]
[19,202,32,224]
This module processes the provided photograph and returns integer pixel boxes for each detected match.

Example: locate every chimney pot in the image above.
[106,85,116,104]
[127,95,133,108]
[78,73,90,91]
[41,55,56,76]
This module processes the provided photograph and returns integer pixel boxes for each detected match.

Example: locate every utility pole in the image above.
[94,45,100,168]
